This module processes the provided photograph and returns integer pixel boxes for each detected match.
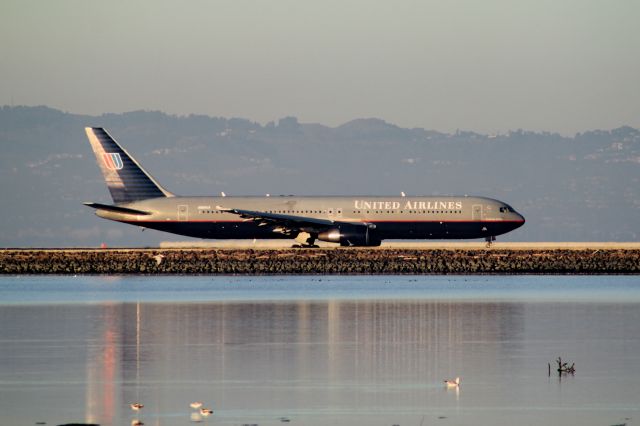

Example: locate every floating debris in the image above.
[549,357,575,376]
[56,424,100,426]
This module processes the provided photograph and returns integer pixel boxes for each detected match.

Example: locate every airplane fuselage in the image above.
[96,195,525,243]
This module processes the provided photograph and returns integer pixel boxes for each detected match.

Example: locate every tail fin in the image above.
[85,127,173,203]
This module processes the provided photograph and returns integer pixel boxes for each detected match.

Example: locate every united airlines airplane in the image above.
[84,127,525,247]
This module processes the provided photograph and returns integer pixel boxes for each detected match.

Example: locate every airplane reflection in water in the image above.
[77,300,523,424]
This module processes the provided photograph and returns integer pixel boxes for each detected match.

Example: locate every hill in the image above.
[0,106,638,246]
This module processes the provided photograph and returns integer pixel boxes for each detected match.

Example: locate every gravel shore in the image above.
[1,248,638,274]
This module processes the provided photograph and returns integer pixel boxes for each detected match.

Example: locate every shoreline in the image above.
[1,247,638,275]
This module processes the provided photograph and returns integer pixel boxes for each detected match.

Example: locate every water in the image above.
[1,276,639,426]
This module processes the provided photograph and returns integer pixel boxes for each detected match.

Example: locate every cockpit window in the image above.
[500,205,515,213]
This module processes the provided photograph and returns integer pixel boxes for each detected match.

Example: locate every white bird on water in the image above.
[200,408,213,416]
[444,377,460,388]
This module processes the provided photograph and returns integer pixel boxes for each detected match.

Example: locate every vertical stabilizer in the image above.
[85,127,173,203]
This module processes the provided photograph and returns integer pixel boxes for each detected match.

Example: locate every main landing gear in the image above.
[292,232,320,248]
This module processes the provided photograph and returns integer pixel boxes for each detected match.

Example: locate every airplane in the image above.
[84,127,525,247]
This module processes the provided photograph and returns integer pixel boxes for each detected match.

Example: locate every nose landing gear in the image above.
[485,236,496,248]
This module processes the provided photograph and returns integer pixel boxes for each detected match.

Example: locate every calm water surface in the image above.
[1,275,639,426]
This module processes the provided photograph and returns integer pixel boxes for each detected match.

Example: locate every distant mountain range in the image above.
[1,106,638,246]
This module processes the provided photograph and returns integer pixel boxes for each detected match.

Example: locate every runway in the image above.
[159,240,640,250]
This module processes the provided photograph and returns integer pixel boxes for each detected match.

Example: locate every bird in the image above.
[190,401,203,409]
[130,402,144,411]
[152,254,165,265]
[200,408,214,416]
[444,377,460,387]
[131,420,144,426]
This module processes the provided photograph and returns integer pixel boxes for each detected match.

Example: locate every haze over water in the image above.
[1,276,639,425]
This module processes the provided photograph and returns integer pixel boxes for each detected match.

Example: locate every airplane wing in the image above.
[216,206,371,235]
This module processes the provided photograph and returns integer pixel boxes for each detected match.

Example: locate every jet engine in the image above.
[317,224,381,247]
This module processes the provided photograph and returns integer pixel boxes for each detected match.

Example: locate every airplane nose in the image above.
[515,213,525,227]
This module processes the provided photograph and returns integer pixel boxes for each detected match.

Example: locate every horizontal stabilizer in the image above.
[83,202,152,216]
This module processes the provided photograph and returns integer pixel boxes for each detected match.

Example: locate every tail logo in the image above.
[103,152,124,170]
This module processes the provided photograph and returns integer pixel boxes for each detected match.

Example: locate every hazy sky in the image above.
[1,0,639,134]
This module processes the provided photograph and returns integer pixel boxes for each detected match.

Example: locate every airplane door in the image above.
[472,204,482,221]
[178,205,189,221]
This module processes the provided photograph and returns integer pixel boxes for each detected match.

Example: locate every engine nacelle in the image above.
[317,225,381,247]
[317,229,342,243]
